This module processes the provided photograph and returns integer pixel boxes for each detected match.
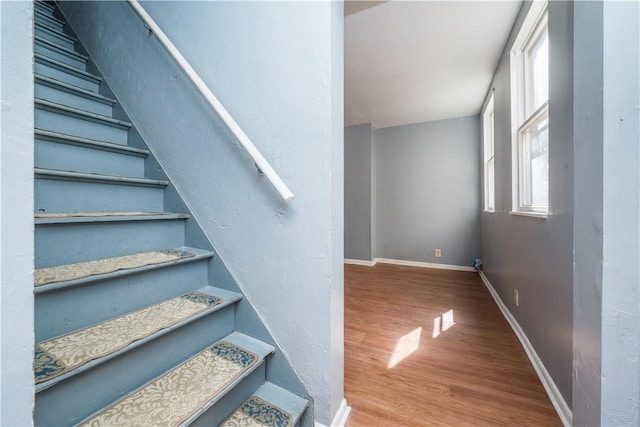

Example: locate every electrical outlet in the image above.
[514,289,519,307]
[435,249,442,258]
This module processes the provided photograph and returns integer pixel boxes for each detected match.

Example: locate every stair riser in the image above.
[190,364,267,427]
[35,259,210,341]
[36,83,113,116]
[35,108,129,145]
[35,25,75,50]
[35,42,86,69]
[35,178,164,213]
[35,62,99,92]
[35,12,64,33]
[35,139,144,177]
[36,220,186,268]
[34,307,237,426]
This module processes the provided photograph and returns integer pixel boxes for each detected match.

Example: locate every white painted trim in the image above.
[343,258,375,266]
[373,258,476,272]
[315,399,351,427]
[478,271,572,427]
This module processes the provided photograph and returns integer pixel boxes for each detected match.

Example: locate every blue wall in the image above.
[344,124,373,261]
[479,0,573,411]
[375,116,480,266]
[57,1,344,424]
[0,1,35,424]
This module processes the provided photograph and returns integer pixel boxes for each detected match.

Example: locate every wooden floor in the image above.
[344,263,562,427]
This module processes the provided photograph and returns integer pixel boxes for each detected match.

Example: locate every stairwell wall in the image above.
[0,1,35,425]
[57,1,344,425]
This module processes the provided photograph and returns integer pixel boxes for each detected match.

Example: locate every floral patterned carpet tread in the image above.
[78,341,258,426]
[34,291,222,384]
[220,396,293,427]
[35,248,195,286]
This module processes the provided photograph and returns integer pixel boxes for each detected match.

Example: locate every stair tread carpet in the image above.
[35,74,116,105]
[221,382,309,427]
[35,53,102,84]
[78,333,274,427]
[35,129,149,156]
[35,248,196,286]
[34,286,241,388]
[35,211,189,224]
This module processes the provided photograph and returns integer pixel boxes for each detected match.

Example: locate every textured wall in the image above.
[58,1,344,424]
[375,116,480,266]
[479,0,574,409]
[574,1,640,425]
[0,1,35,424]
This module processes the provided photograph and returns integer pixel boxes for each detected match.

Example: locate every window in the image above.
[483,93,495,211]
[511,2,549,214]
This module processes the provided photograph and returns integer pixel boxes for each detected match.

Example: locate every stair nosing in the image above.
[35,35,88,62]
[34,167,168,187]
[35,74,116,106]
[35,8,65,25]
[77,332,273,426]
[35,53,102,84]
[35,212,190,224]
[35,129,148,157]
[35,286,243,393]
[35,99,131,129]
[250,382,310,427]
[35,21,75,44]
[34,247,215,294]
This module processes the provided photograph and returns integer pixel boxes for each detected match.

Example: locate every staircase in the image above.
[33,1,308,425]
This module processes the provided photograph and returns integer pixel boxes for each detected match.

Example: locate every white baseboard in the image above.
[344,257,476,272]
[478,271,572,427]
[344,258,375,266]
[315,399,351,427]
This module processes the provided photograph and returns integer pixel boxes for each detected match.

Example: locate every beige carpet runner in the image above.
[34,291,222,384]
[78,341,258,426]
[220,396,293,427]
[35,248,194,286]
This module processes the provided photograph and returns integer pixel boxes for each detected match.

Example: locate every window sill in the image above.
[509,211,548,219]
[483,209,496,213]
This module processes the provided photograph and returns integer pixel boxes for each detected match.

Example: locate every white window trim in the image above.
[483,92,496,212]
[510,0,549,215]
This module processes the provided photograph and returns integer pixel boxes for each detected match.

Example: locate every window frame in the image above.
[483,93,496,212]
[510,1,549,215]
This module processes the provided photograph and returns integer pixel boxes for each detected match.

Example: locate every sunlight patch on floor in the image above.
[387,327,422,368]
[432,309,455,338]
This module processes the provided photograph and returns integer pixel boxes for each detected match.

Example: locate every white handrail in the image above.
[127,0,295,202]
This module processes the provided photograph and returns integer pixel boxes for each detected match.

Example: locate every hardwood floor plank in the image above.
[344,263,562,426]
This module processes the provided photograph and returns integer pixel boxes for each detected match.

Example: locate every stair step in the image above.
[35,8,65,31]
[78,332,274,426]
[34,35,87,69]
[35,247,197,288]
[35,213,189,268]
[35,0,55,14]
[35,21,75,50]
[35,211,188,224]
[35,129,146,155]
[35,99,131,145]
[35,129,148,176]
[35,286,242,391]
[35,53,101,92]
[34,246,214,294]
[221,382,309,427]
[34,167,166,187]
[36,74,114,116]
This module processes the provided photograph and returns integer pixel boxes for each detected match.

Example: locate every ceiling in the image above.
[345,1,522,128]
